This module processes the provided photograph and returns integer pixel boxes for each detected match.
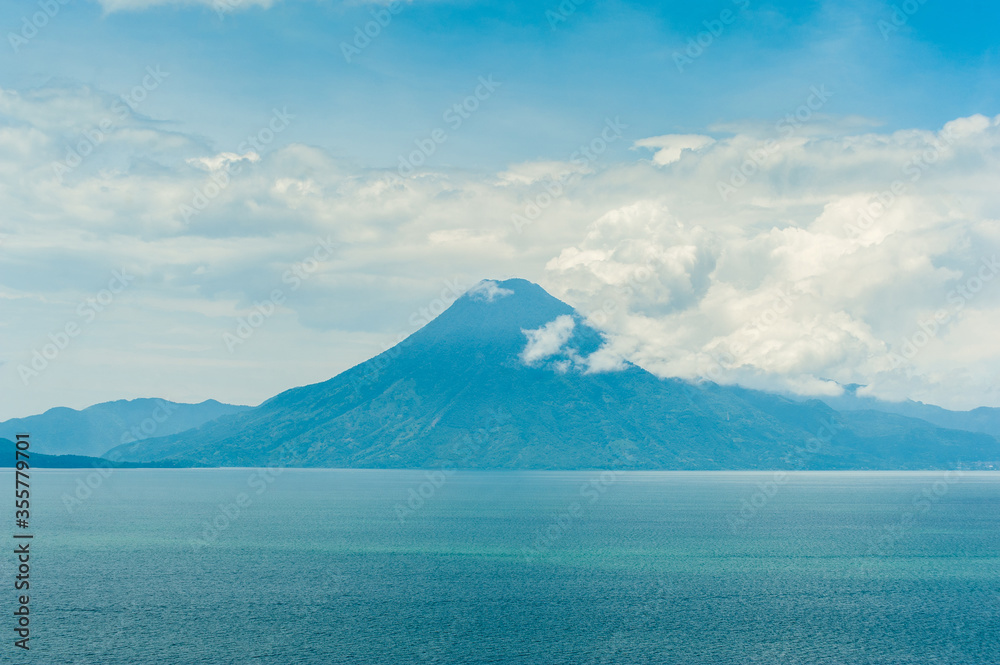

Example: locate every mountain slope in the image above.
[0,399,250,457]
[105,279,1000,469]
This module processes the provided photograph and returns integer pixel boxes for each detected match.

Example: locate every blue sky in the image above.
[1,0,1000,419]
[4,0,999,170]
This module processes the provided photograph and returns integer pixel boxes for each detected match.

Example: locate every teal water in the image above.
[4,470,999,664]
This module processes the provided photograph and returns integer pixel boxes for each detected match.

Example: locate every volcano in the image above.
[105,279,998,469]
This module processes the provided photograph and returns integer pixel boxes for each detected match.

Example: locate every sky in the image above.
[1,0,999,419]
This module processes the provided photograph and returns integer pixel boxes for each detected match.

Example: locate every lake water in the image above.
[6,469,1000,664]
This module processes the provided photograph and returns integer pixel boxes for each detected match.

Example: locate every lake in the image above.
[8,469,1000,663]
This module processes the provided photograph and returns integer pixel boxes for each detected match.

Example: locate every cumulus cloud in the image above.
[2,80,1000,415]
[546,201,716,316]
[520,315,575,366]
[467,280,513,303]
[545,114,1000,407]
[519,314,626,374]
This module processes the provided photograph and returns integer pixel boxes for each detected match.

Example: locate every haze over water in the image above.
[18,469,1000,664]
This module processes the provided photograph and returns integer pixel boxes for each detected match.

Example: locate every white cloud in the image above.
[187,151,260,172]
[94,0,277,12]
[545,201,716,316]
[633,134,715,165]
[581,344,626,374]
[543,115,1000,409]
[2,81,1000,416]
[467,280,513,302]
[495,159,593,186]
[93,0,417,12]
[520,315,575,365]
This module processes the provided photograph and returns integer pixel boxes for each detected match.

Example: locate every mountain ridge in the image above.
[0,398,251,457]
[792,383,1000,439]
[103,279,1000,470]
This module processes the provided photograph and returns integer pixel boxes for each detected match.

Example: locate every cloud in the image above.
[93,0,415,12]
[495,159,594,186]
[186,151,260,172]
[633,134,715,165]
[519,315,625,374]
[580,344,626,374]
[520,315,575,366]
[2,80,1000,416]
[546,114,1000,407]
[467,279,513,302]
[94,0,277,12]
[545,201,716,316]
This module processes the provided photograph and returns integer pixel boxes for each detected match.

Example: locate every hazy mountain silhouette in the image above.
[0,399,249,457]
[0,438,203,469]
[798,383,1000,439]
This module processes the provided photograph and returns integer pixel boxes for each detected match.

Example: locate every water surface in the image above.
[7,470,1000,664]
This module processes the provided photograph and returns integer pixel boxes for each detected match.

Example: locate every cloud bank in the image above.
[2,82,1000,416]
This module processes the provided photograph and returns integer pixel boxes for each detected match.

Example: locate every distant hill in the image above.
[800,384,1000,439]
[0,399,250,457]
[0,438,202,468]
[105,279,1000,470]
